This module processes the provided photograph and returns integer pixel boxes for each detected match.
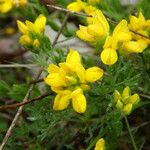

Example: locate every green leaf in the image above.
[0,80,10,98]
[8,84,29,102]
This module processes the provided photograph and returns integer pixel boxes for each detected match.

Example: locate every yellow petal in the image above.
[66,49,81,64]
[18,0,27,7]
[19,35,32,45]
[100,48,118,65]
[94,138,105,150]
[4,27,15,35]
[93,10,109,33]
[33,39,40,47]
[85,67,103,82]
[80,84,90,90]
[87,24,105,38]
[113,20,128,36]
[35,14,46,32]
[129,94,140,105]
[0,2,12,13]
[114,90,121,102]
[116,100,123,109]
[123,40,148,53]
[123,104,132,115]
[138,12,146,28]
[72,93,86,113]
[17,20,28,34]
[114,20,132,43]
[84,5,97,15]
[51,87,71,95]
[71,88,82,97]
[74,64,86,83]
[44,73,66,87]
[103,36,118,50]
[76,25,95,42]
[122,86,130,102]
[25,20,35,32]
[116,32,132,42]
[129,15,138,30]
[67,2,83,12]
[53,94,70,111]
[47,64,60,74]
[88,0,101,5]
[59,62,72,73]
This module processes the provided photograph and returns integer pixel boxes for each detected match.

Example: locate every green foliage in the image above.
[0,80,10,98]
[8,84,29,102]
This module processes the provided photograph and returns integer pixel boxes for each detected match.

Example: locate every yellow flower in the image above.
[76,10,109,45]
[67,0,101,12]
[100,20,132,65]
[100,36,118,65]
[0,0,13,13]
[14,0,27,7]
[122,39,148,53]
[114,86,140,115]
[88,0,101,5]
[129,12,150,36]
[94,138,105,150]
[83,5,97,15]
[3,27,16,36]
[122,12,150,53]
[0,0,27,13]
[17,14,46,46]
[44,49,104,113]
[67,0,86,12]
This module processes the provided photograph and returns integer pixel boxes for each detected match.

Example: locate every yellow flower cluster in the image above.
[44,49,104,113]
[17,14,46,47]
[101,12,150,65]
[67,1,109,45]
[100,20,132,65]
[67,1,150,65]
[114,86,140,115]
[76,9,109,45]
[0,0,27,13]
[94,138,105,150]
[123,12,150,53]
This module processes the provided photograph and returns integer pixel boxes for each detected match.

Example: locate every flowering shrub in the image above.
[0,0,150,150]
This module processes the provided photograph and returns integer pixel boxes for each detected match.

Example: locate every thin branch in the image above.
[130,29,150,40]
[0,92,52,111]
[0,64,37,69]
[0,12,70,150]
[0,84,34,150]
[47,4,92,17]
[52,12,70,47]
[138,93,150,100]
[30,78,44,84]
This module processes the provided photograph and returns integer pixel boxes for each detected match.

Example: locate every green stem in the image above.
[124,116,138,150]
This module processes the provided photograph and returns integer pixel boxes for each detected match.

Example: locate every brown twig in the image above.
[0,85,34,150]
[0,92,52,111]
[0,49,27,63]
[47,4,92,17]
[0,12,70,150]
[138,93,150,100]
[0,64,37,69]
[30,78,44,84]
[52,12,70,46]
[129,29,150,40]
